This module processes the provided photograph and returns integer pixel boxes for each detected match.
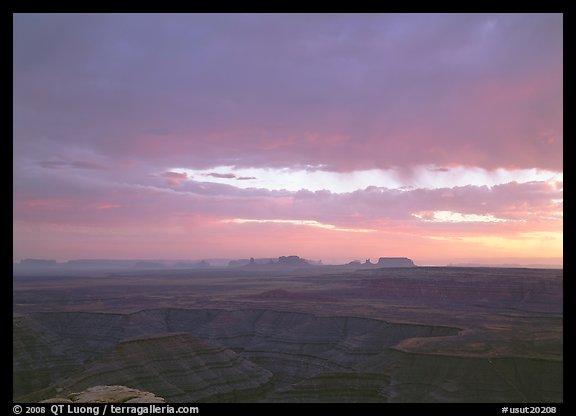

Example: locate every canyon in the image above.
[13,265,562,403]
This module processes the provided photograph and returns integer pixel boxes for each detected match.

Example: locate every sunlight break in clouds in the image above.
[172,166,562,193]
[222,218,376,233]
[412,211,511,223]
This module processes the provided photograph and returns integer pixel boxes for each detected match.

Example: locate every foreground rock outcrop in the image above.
[41,385,165,403]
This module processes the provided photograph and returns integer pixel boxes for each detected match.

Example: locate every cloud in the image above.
[13,166,562,236]
[162,171,188,187]
[144,127,172,136]
[13,167,562,261]
[176,165,562,194]
[204,172,256,181]
[222,218,376,233]
[38,160,105,170]
[13,14,562,173]
[95,203,121,210]
[12,14,562,261]
[412,211,510,223]
[205,172,237,179]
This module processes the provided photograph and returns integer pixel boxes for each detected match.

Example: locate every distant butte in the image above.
[229,255,314,269]
[376,257,416,267]
[277,255,310,267]
[231,255,416,269]
[346,257,416,268]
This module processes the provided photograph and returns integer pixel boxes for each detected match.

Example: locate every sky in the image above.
[13,13,563,265]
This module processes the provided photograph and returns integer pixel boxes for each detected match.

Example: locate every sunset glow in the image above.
[222,218,377,233]
[13,13,562,266]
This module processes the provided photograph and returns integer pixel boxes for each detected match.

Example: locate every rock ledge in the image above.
[40,385,166,403]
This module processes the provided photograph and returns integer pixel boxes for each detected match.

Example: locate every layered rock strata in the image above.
[14,308,562,403]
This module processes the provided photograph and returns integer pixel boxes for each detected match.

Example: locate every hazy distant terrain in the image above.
[13,263,562,403]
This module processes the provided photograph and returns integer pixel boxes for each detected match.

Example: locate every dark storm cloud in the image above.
[14,13,562,172]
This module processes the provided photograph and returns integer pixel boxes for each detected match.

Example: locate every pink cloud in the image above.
[12,14,562,262]
[13,175,561,257]
[95,203,121,210]
[162,171,188,187]
[14,14,562,172]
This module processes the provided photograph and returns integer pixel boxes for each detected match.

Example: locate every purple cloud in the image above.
[205,172,237,179]
[38,160,106,170]
[162,171,188,187]
[13,13,562,173]
[12,13,562,262]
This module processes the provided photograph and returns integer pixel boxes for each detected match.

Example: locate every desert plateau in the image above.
[13,259,563,403]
